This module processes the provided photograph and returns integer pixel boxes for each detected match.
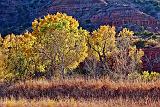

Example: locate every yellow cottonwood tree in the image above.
[32,13,88,78]
[88,26,144,77]
[115,28,144,75]
[2,32,37,80]
[88,25,116,75]
[118,28,144,64]
[0,36,8,81]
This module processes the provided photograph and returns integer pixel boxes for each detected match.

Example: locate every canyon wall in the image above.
[142,48,160,72]
[0,0,160,36]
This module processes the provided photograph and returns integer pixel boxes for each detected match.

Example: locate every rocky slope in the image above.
[0,0,51,36]
[0,0,160,36]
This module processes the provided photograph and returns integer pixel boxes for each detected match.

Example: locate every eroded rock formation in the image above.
[0,0,160,36]
[142,48,160,72]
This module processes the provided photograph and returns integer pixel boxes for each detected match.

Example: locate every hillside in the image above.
[0,0,160,36]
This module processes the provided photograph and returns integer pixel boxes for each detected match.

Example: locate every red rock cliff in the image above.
[142,48,160,72]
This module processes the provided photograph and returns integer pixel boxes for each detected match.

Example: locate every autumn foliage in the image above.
[86,26,144,78]
[32,13,89,78]
[0,13,145,81]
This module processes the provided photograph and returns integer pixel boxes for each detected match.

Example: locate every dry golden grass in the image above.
[0,98,160,107]
[0,78,160,106]
[0,78,160,100]
[7,77,160,91]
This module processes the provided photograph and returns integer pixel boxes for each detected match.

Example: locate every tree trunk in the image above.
[61,57,65,79]
[93,59,98,79]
